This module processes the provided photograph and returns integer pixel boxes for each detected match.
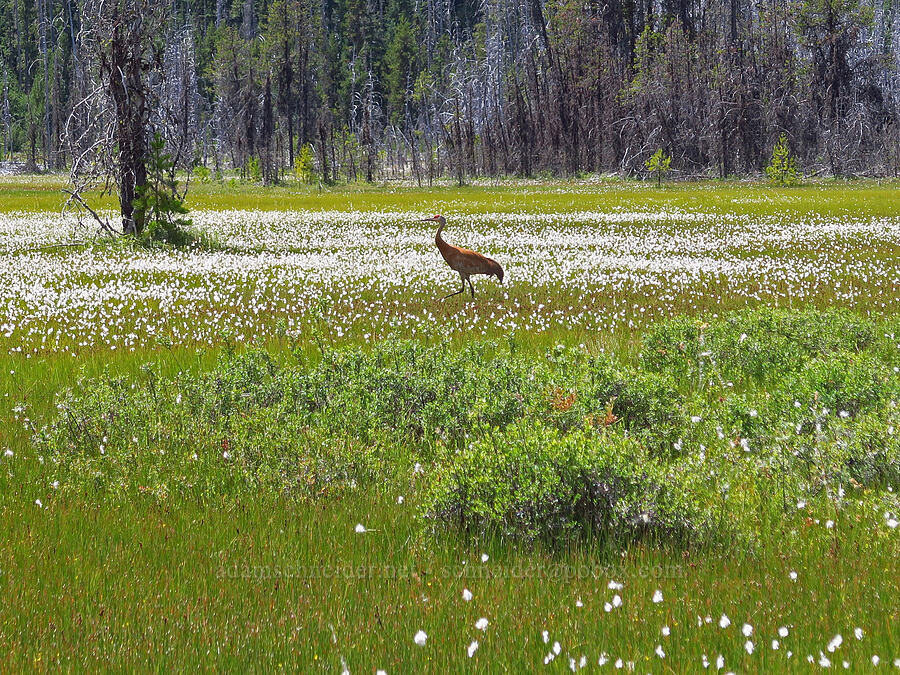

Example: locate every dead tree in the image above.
[64,0,166,235]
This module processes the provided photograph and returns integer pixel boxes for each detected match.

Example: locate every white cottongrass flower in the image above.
[742,623,753,637]
[614,658,623,669]
[481,553,489,563]
[661,625,670,636]
[397,495,404,504]
[892,657,900,667]
[872,655,880,666]
[579,655,586,669]
[843,661,850,669]
[35,499,43,508]
[413,462,423,474]
[854,627,863,640]
[608,580,623,590]
[467,640,478,657]
[475,618,488,632]
[745,640,754,655]
[828,635,843,652]
[354,523,367,533]
[652,589,663,603]
[691,415,702,423]
[575,598,583,608]
[413,630,427,646]
[825,519,834,529]
[772,640,780,650]
[542,630,549,643]
[719,614,731,629]
[819,653,832,668]
[462,588,473,602]
[789,571,798,581]
[655,645,665,658]
[553,641,561,655]
[701,654,709,668]
[377,670,387,675]
[779,626,789,637]
[603,602,612,612]
[3,449,12,457]
[611,594,622,608]
[222,450,231,460]
[887,517,898,529]
[716,654,725,670]
[598,653,608,666]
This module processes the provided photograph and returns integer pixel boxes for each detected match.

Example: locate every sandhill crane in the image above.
[422,214,504,299]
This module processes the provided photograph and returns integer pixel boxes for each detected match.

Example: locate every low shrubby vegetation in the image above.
[37,307,900,548]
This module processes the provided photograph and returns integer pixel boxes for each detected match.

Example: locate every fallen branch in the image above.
[62,188,121,236]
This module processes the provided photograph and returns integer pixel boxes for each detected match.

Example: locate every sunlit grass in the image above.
[1,177,899,670]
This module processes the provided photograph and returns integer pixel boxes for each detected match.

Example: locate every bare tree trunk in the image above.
[102,6,150,234]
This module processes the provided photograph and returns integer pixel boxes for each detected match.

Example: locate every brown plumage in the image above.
[423,214,504,299]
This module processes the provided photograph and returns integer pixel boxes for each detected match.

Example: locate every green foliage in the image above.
[294,144,316,184]
[133,133,194,245]
[245,156,262,183]
[35,307,900,546]
[645,148,672,186]
[193,165,212,183]
[766,133,801,185]
[384,16,420,124]
[426,420,711,542]
[641,307,875,384]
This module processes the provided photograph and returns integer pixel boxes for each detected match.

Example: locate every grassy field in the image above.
[1,176,899,672]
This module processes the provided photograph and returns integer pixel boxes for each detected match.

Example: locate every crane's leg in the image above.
[443,278,466,299]
[467,278,475,299]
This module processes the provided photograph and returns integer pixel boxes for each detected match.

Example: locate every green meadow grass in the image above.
[3,172,900,216]
[1,178,899,672]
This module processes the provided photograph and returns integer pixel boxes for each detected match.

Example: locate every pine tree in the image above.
[645,148,672,187]
[765,133,800,186]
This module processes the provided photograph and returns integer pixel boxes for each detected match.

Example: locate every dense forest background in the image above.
[1,0,898,182]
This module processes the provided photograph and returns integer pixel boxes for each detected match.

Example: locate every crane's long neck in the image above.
[435,219,454,260]
[435,219,448,246]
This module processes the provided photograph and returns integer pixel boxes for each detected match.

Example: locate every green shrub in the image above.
[778,352,894,420]
[766,133,800,185]
[193,165,212,183]
[133,132,194,246]
[33,307,900,545]
[842,408,900,487]
[641,307,875,385]
[645,147,672,186]
[425,420,711,542]
[578,354,686,456]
